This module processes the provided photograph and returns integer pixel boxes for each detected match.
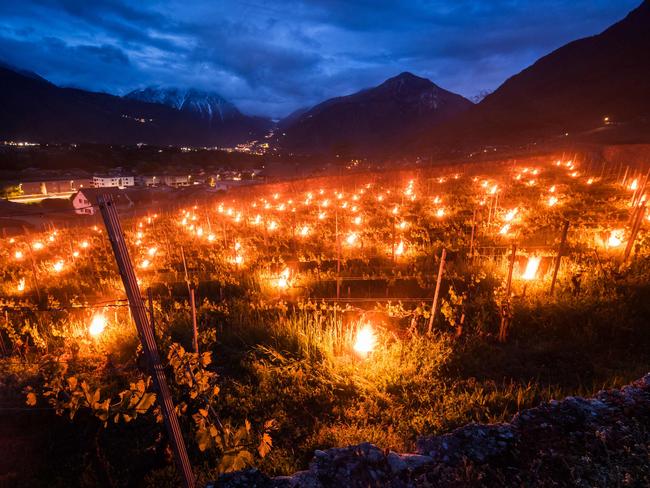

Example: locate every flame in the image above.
[504,208,518,222]
[346,233,358,246]
[395,241,405,256]
[300,225,310,236]
[607,229,624,248]
[353,324,377,356]
[14,250,23,260]
[547,196,558,207]
[522,256,541,281]
[436,208,445,218]
[89,314,107,337]
[17,278,25,292]
[52,260,64,273]
[275,267,290,289]
[499,223,511,235]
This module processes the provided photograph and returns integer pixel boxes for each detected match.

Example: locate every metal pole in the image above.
[97,194,195,488]
[427,248,447,334]
[549,220,570,295]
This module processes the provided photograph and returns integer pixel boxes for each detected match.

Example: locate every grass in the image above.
[2,257,650,485]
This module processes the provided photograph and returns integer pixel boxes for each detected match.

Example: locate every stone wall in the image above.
[212,374,650,487]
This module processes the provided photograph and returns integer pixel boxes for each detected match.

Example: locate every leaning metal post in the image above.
[97,194,195,488]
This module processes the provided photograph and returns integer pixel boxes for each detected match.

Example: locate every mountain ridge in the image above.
[277,71,473,156]
[0,65,272,146]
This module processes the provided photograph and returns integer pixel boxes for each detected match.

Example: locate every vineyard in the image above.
[1,156,650,486]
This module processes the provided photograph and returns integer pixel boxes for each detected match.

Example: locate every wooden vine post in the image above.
[427,248,447,335]
[499,244,517,342]
[549,220,570,295]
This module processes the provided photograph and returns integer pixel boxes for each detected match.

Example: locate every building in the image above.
[163,175,193,187]
[92,175,135,188]
[136,175,159,187]
[16,178,92,196]
[72,187,133,215]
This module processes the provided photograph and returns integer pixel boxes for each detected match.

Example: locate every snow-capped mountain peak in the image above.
[125,87,241,122]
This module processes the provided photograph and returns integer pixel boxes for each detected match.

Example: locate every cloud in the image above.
[0,0,641,117]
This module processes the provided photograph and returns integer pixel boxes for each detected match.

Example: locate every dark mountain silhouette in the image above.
[0,66,272,146]
[277,72,473,156]
[416,1,650,152]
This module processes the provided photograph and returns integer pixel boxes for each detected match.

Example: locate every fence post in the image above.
[97,194,195,488]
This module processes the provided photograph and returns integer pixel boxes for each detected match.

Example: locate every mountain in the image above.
[0,66,272,146]
[125,87,240,124]
[417,1,650,151]
[277,72,472,156]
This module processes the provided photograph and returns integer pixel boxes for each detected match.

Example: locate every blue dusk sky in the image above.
[0,0,641,117]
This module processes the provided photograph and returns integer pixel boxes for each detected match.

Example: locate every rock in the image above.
[212,373,650,487]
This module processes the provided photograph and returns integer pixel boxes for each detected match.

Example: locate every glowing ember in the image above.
[353,324,377,356]
[522,256,541,281]
[89,314,107,337]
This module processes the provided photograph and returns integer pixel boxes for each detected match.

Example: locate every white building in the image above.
[72,188,133,215]
[92,175,135,188]
[163,175,193,187]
